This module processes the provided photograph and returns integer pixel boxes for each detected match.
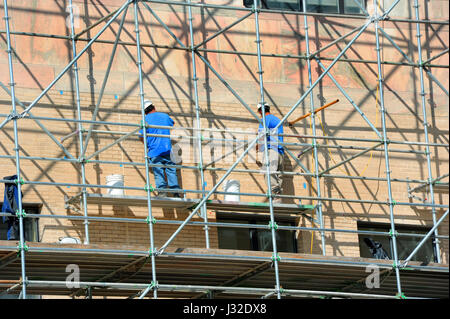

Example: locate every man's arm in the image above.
[256,124,260,152]
[168,115,174,127]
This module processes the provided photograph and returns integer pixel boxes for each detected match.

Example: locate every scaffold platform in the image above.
[0,241,447,299]
[83,193,315,215]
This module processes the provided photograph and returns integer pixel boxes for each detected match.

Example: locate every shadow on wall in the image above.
[282,155,296,204]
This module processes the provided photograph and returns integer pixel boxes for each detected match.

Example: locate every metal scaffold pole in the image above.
[302,0,326,256]
[413,0,442,263]
[253,0,282,299]
[23,280,412,299]
[69,0,90,244]
[373,0,402,297]
[134,0,158,299]
[2,0,27,299]
[187,0,209,248]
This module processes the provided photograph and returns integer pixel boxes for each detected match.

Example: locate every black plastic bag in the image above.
[363,237,390,260]
[1,175,21,240]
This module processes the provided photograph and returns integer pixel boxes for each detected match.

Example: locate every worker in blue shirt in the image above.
[139,100,181,198]
[256,102,284,203]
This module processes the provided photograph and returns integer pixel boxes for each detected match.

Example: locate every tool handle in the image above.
[288,99,339,126]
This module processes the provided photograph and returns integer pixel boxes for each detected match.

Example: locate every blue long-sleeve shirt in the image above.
[139,112,174,158]
[258,114,284,155]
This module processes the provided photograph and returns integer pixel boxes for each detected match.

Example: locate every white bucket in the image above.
[223,179,240,202]
[58,237,81,244]
[106,174,124,196]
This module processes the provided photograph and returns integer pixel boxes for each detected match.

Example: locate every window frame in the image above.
[0,202,42,242]
[339,0,367,15]
[357,221,438,264]
[243,0,367,15]
[216,212,298,253]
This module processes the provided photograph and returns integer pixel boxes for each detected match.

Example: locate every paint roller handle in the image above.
[288,99,339,126]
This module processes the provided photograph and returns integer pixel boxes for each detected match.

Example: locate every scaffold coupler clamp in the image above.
[14,177,25,186]
[147,281,158,291]
[396,292,407,299]
[17,242,29,256]
[397,261,408,269]
[7,111,20,122]
[268,221,278,230]
[271,253,281,267]
[148,184,155,193]
[155,247,165,256]
[389,229,398,238]
[15,209,26,218]
[21,276,28,287]
[149,248,159,257]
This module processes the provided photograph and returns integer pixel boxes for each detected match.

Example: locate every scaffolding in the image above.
[0,0,448,299]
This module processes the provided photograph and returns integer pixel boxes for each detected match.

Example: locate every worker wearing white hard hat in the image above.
[256,102,285,204]
[139,100,181,198]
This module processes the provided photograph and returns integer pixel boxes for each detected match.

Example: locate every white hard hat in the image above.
[257,102,269,111]
[144,100,153,108]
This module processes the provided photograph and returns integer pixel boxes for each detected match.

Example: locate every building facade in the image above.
[0,0,448,298]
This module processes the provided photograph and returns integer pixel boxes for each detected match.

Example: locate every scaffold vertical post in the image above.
[188,0,209,248]
[302,0,326,256]
[134,0,158,299]
[373,0,402,295]
[69,0,90,244]
[253,0,282,299]
[3,0,27,299]
[413,0,441,263]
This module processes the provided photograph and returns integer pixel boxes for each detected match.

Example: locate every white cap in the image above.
[257,102,269,111]
[144,100,153,108]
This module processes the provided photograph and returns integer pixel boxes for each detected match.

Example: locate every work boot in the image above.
[272,197,282,204]
[169,188,182,198]
[172,192,181,198]
[155,191,168,198]
[272,187,282,204]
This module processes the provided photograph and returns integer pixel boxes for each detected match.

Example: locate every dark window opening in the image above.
[217,213,297,253]
[243,0,366,15]
[0,203,41,242]
[358,222,437,264]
